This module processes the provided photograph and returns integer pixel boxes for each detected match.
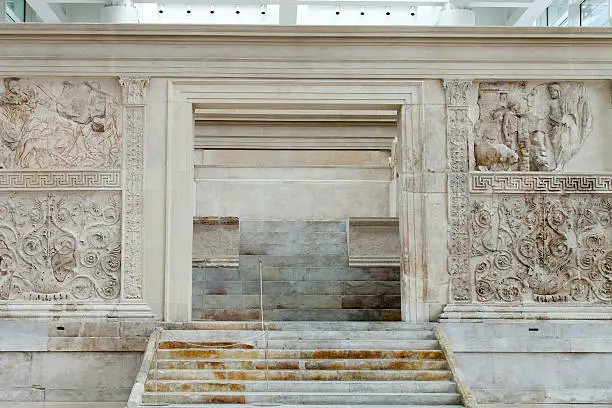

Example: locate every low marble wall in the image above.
[193,220,401,321]
[0,321,154,405]
[443,322,612,405]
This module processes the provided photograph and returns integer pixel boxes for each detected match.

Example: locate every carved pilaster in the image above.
[444,79,473,302]
[119,77,149,299]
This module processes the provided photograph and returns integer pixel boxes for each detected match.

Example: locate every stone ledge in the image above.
[193,216,239,225]
[0,321,156,352]
[0,404,123,408]
[440,304,612,322]
[473,388,612,404]
[0,303,154,320]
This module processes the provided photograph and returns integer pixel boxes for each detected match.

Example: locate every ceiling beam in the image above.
[26,0,67,22]
[508,0,553,25]
[470,1,531,7]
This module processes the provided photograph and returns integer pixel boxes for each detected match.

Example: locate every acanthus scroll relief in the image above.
[471,195,612,303]
[120,77,149,299]
[445,79,474,302]
[0,192,121,301]
[474,82,593,172]
[0,78,122,169]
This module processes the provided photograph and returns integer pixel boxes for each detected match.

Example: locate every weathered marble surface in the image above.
[0,192,122,302]
[444,321,612,405]
[445,79,612,318]
[0,78,121,170]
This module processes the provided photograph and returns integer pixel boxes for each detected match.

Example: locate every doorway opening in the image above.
[190,105,401,321]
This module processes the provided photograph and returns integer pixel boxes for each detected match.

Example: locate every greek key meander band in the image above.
[471,173,612,194]
[0,171,121,189]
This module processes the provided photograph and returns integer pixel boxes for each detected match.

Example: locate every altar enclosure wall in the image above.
[0,25,610,406]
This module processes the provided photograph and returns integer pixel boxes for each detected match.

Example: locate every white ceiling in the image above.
[21,0,550,26]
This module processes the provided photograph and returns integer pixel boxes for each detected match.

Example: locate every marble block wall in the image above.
[192,221,401,321]
[443,322,612,405]
[0,321,153,405]
[194,150,393,221]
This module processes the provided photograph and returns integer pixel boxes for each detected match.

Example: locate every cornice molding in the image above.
[0,24,612,42]
[1,26,612,79]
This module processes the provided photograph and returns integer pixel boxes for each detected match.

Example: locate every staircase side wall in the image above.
[444,321,612,405]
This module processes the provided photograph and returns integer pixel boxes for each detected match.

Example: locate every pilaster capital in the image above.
[119,76,150,105]
[443,79,473,107]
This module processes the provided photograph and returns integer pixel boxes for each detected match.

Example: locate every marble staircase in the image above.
[131,322,467,407]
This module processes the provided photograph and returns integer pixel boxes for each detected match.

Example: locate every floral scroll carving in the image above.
[0,78,122,169]
[119,77,148,299]
[0,192,122,301]
[445,79,473,302]
[474,81,593,172]
[471,195,612,303]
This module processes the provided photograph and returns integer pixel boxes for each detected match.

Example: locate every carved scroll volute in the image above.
[119,77,149,299]
[444,79,474,303]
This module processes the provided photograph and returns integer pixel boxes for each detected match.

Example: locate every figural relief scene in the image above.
[474,81,593,172]
[0,192,122,301]
[0,77,121,169]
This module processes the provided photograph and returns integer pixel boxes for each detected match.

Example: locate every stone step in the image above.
[158,339,439,350]
[162,321,432,331]
[142,391,462,405]
[153,358,449,371]
[147,369,453,381]
[144,379,458,393]
[156,349,444,360]
[161,329,435,341]
[142,405,464,408]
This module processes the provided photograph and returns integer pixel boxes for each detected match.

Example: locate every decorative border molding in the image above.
[445,79,474,303]
[471,173,612,193]
[120,77,149,300]
[0,171,121,190]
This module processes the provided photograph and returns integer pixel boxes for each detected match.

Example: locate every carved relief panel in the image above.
[473,81,593,172]
[0,78,122,169]
[446,78,612,311]
[0,192,122,301]
[471,194,612,304]
[0,77,141,311]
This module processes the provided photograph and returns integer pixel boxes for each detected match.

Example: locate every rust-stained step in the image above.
[161,321,433,331]
[134,324,465,407]
[156,349,445,360]
[147,369,453,381]
[152,358,449,371]
[158,330,435,341]
[144,380,458,393]
[159,340,440,350]
[141,391,462,405]
[159,341,255,349]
